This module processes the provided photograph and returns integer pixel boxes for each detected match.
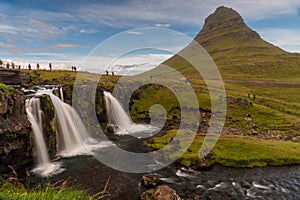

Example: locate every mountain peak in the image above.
[197,6,260,40]
[201,6,244,33]
[161,6,300,80]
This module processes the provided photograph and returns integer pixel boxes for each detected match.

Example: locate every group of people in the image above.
[2,62,81,72]
[27,63,52,71]
[4,62,21,70]
[105,70,114,76]
[71,66,77,72]
[3,62,54,71]
[247,93,256,100]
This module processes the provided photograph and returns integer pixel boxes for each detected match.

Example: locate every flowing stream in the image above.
[26,88,300,198]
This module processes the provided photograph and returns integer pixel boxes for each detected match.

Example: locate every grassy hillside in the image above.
[161,6,300,81]
[22,59,300,168]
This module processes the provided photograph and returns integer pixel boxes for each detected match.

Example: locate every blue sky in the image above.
[0,0,300,72]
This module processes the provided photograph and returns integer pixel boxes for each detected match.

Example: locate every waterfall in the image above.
[36,90,95,156]
[25,87,113,177]
[59,87,64,102]
[26,98,62,177]
[26,98,50,166]
[104,91,158,136]
[104,91,133,132]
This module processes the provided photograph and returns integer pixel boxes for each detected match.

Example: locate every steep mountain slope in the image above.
[162,6,300,80]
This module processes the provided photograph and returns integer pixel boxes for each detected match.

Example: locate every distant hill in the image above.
[160,6,300,81]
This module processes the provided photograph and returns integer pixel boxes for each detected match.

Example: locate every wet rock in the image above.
[0,90,32,173]
[142,174,159,188]
[106,125,118,134]
[141,185,181,200]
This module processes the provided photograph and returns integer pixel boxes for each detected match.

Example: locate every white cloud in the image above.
[82,53,174,75]
[73,0,300,27]
[126,31,144,35]
[79,29,98,34]
[51,43,90,49]
[258,28,300,53]
[0,25,19,34]
[155,24,171,28]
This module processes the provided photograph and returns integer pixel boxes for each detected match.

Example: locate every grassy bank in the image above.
[145,131,300,168]
[23,70,300,168]
[0,179,92,200]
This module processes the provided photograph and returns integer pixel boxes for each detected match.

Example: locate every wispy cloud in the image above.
[52,43,90,49]
[0,42,20,52]
[258,28,300,52]
[0,0,300,64]
[126,31,144,35]
[0,25,19,34]
[79,29,98,34]
[155,24,171,28]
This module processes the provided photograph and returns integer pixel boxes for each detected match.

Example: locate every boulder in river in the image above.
[140,185,181,200]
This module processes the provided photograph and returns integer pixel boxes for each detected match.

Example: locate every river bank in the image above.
[1,70,300,199]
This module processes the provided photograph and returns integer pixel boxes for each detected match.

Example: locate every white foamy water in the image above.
[26,88,114,177]
[26,97,63,177]
[104,91,158,137]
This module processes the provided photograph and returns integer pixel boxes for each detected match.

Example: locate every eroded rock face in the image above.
[0,91,32,173]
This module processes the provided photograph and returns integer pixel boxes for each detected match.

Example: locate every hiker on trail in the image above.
[185,78,190,84]
[71,66,74,71]
[6,63,9,69]
[18,65,21,70]
[106,70,108,75]
[112,71,114,76]
[49,63,52,71]
[74,66,77,72]
[28,64,31,70]
[37,63,40,70]
[253,94,256,100]
[12,62,15,69]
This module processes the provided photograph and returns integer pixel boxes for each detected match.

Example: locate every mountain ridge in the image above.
[161,6,300,81]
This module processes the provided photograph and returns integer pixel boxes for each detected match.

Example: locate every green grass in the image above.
[0,180,92,200]
[25,69,300,169]
[0,83,21,94]
[213,135,300,167]
[145,132,300,168]
[223,82,300,134]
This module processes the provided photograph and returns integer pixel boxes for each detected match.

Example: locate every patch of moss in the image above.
[0,84,21,94]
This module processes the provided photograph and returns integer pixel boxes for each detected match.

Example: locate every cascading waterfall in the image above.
[35,90,96,156]
[26,98,62,177]
[26,98,50,167]
[104,91,133,132]
[59,87,64,102]
[104,91,158,136]
[25,88,103,177]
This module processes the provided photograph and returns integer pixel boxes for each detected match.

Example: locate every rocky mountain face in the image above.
[0,91,32,173]
[162,6,300,80]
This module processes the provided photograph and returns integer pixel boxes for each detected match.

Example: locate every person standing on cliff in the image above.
[49,63,52,71]
[37,63,40,70]
[28,64,31,70]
